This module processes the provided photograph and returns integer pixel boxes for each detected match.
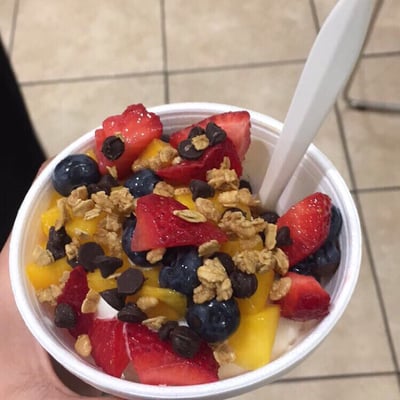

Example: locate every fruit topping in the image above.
[274,271,331,321]
[125,322,218,385]
[121,215,151,267]
[186,298,240,343]
[159,246,202,296]
[124,168,161,198]
[228,304,280,370]
[56,266,94,337]
[277,192,332,266]
[52,154,101,196]
[130,194,228,251]
[88,318,130,377]
[169,110,251,162]
[94,103,163,179]
[157,137,242,186]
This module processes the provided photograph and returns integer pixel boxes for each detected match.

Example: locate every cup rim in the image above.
[9,102,362,399]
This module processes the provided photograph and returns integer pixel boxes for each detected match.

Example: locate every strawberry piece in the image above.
[88,318,130,378]
[131,194,227,251]
[125,323,218,385]
[275,272,330,321]
[277,192,332,266]
[94,104,163,179]
[56,266,94,337]
[157,137,242,186]
[169,111,251,161]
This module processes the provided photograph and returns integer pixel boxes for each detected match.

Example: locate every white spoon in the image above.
[259,0,374,210]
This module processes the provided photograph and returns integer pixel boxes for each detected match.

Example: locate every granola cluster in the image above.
[156,157,290,307]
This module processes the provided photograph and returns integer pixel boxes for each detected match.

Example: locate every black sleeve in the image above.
[0,39,46,248]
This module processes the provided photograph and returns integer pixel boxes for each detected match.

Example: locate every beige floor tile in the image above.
[231,375,399,400]
[283,244,394,378]
[343,56,400,106]
[359,190,400,364]
[314,0,400,54]
[12,0,163,82]
[0,0,15,50]
[22,75,165,156]
[338,81,400,190]
[165,0,316,71]
[169,65,351,186]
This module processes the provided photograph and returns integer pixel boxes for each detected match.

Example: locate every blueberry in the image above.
[121,215,151,267]
[327,205,343,241]
[312,240,341,278]
[291,240,341,281]
[291,260,316,277]
[52,154,101,196]
[186,298,240,343]
[159,246,202,296]
[124,168,161,198]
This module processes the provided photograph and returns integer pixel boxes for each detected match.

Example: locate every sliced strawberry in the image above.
[56,266,94,337]
[125,323,218,385]
[169,110,251,161]
[275,272,330,321]
[94,103,163,179]
[131,194,227,251]
[277,192,332,267]
[157,137,242,186]
[88,318,130,378]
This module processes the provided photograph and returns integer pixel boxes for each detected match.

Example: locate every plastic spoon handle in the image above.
[259,0,374,210]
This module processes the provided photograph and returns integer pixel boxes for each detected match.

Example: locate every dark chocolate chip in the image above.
[276,226,293,247]
[177,139,204,160]
[158,320,179,341]
[100,288,126,311]
[87,174,119,196]
[77,242,105,272]
[221,207,247,219]
[117,302,147,323]
[101,135,125,161]
[230,270,258,298]
[213,252,235,275]
[239,179,252,193]
[54,303,77,328]
[170,325,201,358]
[94,255,123,278]
[260,211,280,224]
[188,126,206,139]
[189,179,215,200]
[46,226,71,260]
[117,268,145,295]
[205,122,227,145]
[67,257,80,268]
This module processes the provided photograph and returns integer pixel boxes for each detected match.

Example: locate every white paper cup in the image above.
[9,102,362,399]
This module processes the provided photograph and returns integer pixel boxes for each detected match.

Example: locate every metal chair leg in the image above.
[342,0,400,113]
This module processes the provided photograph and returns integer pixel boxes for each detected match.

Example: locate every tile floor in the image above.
[1,0,400,399]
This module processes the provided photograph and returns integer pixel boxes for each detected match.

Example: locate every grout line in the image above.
[362,50,400,59]
[276,370,398,384]
[7,0,20,54]
[160,0,170,104]
[311,1,400,388]
[167,58,307,76]
[18,59,307,88]
[355,186,400,194]
[19,70,164,87]
[309,0,319,33]
[333,65,400,394]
